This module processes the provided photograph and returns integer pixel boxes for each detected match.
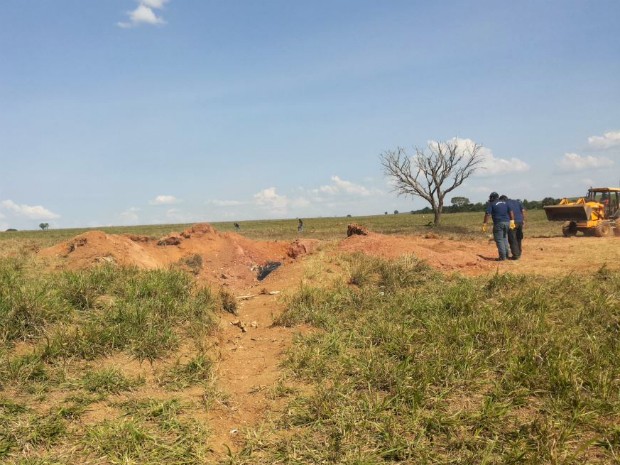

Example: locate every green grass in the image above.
[158,354,215,391]
[0,212,614,464]
[230,255,620,464]
[0,258,222,462]
[79,398,209,464]
[80,367,144,394]
[0,263,219,362]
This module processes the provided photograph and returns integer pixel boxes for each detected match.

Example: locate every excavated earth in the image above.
[39,223,320,290]
[35,224,620,456]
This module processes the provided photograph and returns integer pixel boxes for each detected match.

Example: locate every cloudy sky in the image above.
[1,1,619,230]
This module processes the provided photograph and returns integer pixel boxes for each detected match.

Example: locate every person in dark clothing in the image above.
[233,222,240,231]
[297,218,304,233]
[482,192,515,261]
[505,197,526,259]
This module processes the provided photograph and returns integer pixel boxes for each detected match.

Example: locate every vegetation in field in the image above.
[1,222,617,464]
[0,209,559,253]
[0,258,221,463]
[230,255,620,464]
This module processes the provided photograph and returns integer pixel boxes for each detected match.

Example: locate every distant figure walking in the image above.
[233,222,240,231]
[297,218,304,233]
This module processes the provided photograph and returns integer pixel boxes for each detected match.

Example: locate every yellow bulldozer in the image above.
[544,187,620,237]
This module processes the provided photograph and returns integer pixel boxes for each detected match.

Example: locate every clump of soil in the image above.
[286,239,319,258]
[157,236,182,246]
[347,223,368,236]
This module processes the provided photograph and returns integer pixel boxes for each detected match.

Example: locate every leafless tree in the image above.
[380,140,484,225]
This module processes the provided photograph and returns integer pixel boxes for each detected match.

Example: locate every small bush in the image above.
[219,287,237,315]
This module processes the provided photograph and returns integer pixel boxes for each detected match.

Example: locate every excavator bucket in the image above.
[544,204,592,222]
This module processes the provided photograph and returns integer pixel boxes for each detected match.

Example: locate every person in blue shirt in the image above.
[482,192,515,261]
[504,196,526,259]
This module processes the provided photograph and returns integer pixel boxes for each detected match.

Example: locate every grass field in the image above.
[229,256,620,464]
[0,209,558,253]
[1,210,618,464]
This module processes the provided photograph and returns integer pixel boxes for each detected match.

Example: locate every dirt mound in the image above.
[38,224,314,289]
[39,231,162,269]
[180,223,217,237]
[339,231,492,273]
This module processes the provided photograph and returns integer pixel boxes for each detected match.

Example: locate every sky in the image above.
[0,0,619,230]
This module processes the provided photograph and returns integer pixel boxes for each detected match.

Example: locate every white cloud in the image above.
[588,131,620,150]
[203,177,385,219]
[479,151,530,176]
[118,0,168,28]
[557,153,614,172]
[430,138,530,177]
[119,207,140,223]
[207,199,245,207]
[318,176,373,196]
[150,195,178,205]
[253,187,289,214]
[142,0,168,8]
[0,200,60,220]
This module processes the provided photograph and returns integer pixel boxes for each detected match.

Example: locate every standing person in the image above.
[482,192,515,261]
[297,218,304,233]
[505,197,526,260]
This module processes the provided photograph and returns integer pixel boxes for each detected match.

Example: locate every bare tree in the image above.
[380,140,484,225]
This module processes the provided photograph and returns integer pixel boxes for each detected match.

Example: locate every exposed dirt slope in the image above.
[339,231,620,275]
[39,223,319,290]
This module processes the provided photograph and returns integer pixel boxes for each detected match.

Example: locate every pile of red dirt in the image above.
[339,230,492,273]
[38,223,319,288]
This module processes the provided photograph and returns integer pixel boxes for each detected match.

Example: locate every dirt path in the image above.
[205,261,307,456]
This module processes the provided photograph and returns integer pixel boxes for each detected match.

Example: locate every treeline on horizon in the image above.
[410,196,562,215]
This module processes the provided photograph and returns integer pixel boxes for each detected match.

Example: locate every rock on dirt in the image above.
[286,239,319,258]
[157,236,182,246]
[347,223,369,237]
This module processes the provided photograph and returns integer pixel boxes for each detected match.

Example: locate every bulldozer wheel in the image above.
[594,222,611,237]
[562,222,577,237]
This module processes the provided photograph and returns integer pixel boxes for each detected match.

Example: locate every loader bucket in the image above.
[544,204,592,222]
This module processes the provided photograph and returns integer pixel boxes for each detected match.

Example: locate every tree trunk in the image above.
[433,199,444,225]
[433,208,442,225]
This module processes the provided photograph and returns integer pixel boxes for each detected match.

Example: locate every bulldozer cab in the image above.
[587,188,620,219]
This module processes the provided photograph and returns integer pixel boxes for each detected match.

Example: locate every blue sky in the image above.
[1,0,619,230]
